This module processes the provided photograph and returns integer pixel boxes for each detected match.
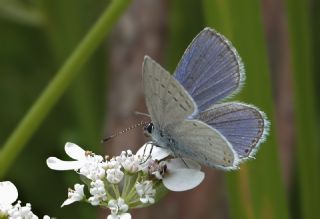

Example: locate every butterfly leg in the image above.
[142,141,153,158]
[179,156,190,168]
[140,141,162,164]
[167,144,190,168]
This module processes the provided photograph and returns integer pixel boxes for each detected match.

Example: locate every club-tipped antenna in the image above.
[102,121,149,143]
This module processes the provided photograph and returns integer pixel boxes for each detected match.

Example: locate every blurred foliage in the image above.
[202,1,289,219]
[0,0,109,217]
[165,0,204,72]
[0,0,319,218]
[285,0,320,218]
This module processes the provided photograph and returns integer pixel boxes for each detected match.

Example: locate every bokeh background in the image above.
[0,0,319,218]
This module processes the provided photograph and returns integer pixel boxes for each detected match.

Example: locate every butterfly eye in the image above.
[143,123,154,137]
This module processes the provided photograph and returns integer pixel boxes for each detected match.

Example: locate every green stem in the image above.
[111,184,120,198]
[125,173,141,201]
[0,0,132,178]
[128,199,142,207]
[105,185,114,200]
[122,174,131,197]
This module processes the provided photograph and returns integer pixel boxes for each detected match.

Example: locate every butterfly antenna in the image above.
[101,121,149,143]
[134,111,150,118]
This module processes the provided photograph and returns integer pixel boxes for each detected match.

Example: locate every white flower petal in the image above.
[0,181,18,204]
[119,213,131,219]
[106,169,124,184]
[8,202,38,218]
[65,142,86,160]
[163,169,204,192]
[61,198,75,207]
[107,213,131,219]
[46,157,84,170]
[108,214,131,219]
[88,180,107,206]
[135,180,155,204]
[136,143,171,160]
[166,158,201,170]
[61,184,85,207]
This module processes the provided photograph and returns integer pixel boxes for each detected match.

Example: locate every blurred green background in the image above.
[0,0,319,218]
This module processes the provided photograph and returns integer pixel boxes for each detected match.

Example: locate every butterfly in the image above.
[142,27,269,170]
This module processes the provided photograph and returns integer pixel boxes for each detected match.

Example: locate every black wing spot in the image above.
[179,104,187,111]
[185,100,192,108]
[173,97,178,102]
[160,84,165,88]
[251,138,257,144]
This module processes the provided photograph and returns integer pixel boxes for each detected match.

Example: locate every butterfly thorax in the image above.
[144,122,176,152]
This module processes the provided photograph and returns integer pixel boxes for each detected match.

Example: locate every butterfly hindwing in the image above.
[174,28,244,112]
[167,119,238,169]
[198,102,268,160]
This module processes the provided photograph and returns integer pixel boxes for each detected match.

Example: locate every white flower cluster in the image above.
[0,181,51,219]
[47,142,205,218]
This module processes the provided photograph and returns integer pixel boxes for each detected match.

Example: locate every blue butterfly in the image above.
[142,27,269,170]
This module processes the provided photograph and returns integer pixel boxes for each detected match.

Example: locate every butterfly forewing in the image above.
[168,119,238,169]
[198,102,268,160]
[174,28,244,112]
[143,56,196,129]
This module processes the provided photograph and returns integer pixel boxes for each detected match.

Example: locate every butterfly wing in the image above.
[143,56,238,169]
[174,28,244,112]
[168,119,239,169]
[142,56,196,129]
[198,102,269,160]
